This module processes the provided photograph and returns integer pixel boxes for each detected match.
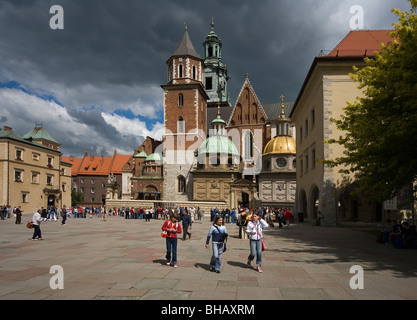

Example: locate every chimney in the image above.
[70,156,74,162]
[84,151,88,157]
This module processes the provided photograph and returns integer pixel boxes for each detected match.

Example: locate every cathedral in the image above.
[124,21,296,210]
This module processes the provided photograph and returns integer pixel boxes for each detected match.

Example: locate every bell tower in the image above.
[161,26,208,201]
[203,19,230,107]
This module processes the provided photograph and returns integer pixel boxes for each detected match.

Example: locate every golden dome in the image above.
[263,136,296,155]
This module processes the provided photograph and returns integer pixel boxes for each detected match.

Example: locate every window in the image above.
[91,188,95,194]
[14,169,23,182]
[305,119,308,137]
[22,192,28,203]
[277,158,287,168]
[179,64,183,78]
[312,149,316,169]
[209,155,220,167]
[46,175,53,185]
[15,149,23,160]
[178,93,184,107]
[305,154,309,171]
[311,108,315,127]
[178,176,186,193]
[192,66,197,79]
[47,157,53,168]
[62,183,66,192]
[178,117,184,133]
[206,77,212,90]
[31,172,39,184]
[81,178,85,184]
[243,130,254,161]
[32,153,40,161]
[91,179,95,184]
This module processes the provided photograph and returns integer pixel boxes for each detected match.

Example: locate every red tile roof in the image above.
[61,156,83,176]
[62,152,130,176]
[110,155,132,174]
[327,30,394,57]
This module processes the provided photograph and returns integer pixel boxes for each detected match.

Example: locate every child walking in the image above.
[205,216,228,273]
[246,211,269,273]
[161,213,182,267]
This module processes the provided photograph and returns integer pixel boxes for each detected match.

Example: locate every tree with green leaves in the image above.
[326,0,417,202]
[71,190,85,206]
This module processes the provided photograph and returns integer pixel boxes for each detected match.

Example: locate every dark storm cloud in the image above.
[0,0,409,101]
[0,0,411,156]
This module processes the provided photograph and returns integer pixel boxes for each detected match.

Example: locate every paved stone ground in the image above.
[0,214,417,300]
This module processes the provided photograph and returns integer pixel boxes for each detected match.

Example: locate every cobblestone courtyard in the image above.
[0,215,416,300]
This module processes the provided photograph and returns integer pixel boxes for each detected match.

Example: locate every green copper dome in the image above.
[198,135,239,156]
[134,151,148,158]
[145,153,162,162]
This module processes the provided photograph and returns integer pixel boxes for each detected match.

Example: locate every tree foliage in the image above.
[326,0,417,201]
[71,190,85,206]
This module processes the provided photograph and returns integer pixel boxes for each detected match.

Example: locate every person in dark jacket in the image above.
[181,209,192,240]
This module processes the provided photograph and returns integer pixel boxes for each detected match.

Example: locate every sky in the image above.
[0,0,411,157]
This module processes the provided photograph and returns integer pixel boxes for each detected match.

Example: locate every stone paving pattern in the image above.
[1,215,417,300]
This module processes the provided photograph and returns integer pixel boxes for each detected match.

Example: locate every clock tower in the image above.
[161,26,209,201]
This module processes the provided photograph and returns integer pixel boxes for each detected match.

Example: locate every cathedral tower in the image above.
[161,27,208,201]
[203,19,230,107]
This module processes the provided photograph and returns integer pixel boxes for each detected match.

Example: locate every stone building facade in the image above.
[290,30,394,225]
[0,125,71,212]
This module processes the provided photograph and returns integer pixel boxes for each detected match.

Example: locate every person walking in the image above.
[284,209,293,229]
[181,209,192,240]
[246,211,269,273]
[205,216,228,273]
[15,206,23,224]
[61,206,67,226]
[31,209,44,240]
[161,213,182,268]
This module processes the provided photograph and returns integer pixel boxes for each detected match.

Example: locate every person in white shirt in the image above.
[31,209,44,240]
[245,211,269,272]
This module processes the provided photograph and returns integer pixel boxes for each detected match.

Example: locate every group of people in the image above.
[377,219,417,249]
[161,209,270,273]
[1,205,23,224]
[209,206,294,229]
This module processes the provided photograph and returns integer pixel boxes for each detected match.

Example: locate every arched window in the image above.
[178,93,183,107]
[192,66,197,80]
[178,176,186,193]
[243,130,253,161]
[178,117,184,133]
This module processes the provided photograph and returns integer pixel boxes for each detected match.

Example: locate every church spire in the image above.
[171,27,201,60]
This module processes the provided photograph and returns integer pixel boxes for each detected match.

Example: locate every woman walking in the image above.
[246,211,269,273]
[205,216,228,273]
[161,213,182,268]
